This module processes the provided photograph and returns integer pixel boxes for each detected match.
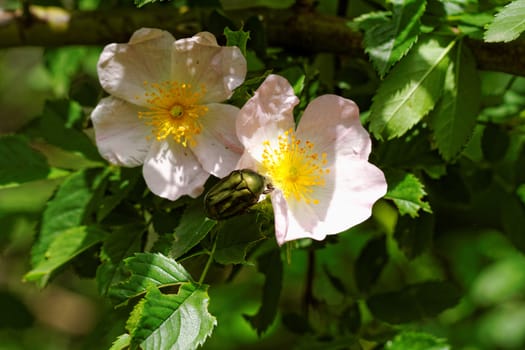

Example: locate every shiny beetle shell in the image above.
[204,169,268,220]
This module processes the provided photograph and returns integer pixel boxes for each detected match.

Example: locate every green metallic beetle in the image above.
[204,169,272,220]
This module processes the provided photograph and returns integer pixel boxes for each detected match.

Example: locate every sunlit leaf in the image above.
[477,302,525,348]
[485,0,525,43]
[471,255,525,306]
[31,168,107,266]
[128,285,216,350]
[429,40,480,160]
[109,252,194,304]
[385,331,451,350]
[25,225,106,287]
[224,27,250,56]
[359,0,426,78]
[134,0,165,7]
[109,334,131,350]
[0,135,50,187]
[384,170,431,217]
[369,36,453,140]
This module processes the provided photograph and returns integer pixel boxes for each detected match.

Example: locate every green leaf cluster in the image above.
[2,1,525,350]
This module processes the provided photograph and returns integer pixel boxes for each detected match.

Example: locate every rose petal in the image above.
[98,28,174,105]
[281,159,387,243]
[236,74,298,164]
[172,32,247,103]
[270,190,290,246]
[142,139,209,200]
[191,103,243,177]
[90,96,151,166]
[297,94,371,163]
[236,152,261,171]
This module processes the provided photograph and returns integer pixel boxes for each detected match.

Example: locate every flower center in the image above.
[138,81,208,147]
[261,128,329,204]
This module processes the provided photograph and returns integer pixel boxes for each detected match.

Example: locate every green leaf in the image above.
[220,0,294,9]
[134,0,164,7]
[360,0,426,78]
[429,40,481,160]
[109,252,194,304]
[369,36,454,140]
[43,47,100,96]
[471,255,525,306]
[515,146,525,185]
[224,27,250,57]
[384,170,431,217]
[245,15,267,58]
[481,123,510,162]
[96,225,145,296]
[485,0,525,43]
[500,194,525,253]
[31,168,107,266]
[385,331,451,350]
[109,334,131,350]
[171,200,217,259]
[367,281,461,324]
[97,167,142,222]
[24,225,106,287]
[24,99,103,162]
[128,285,216,350]
[214,214,266,264]
[375,129,446,179]
[518,184,525,206]
[244,249,283,335]
[394,212,434,259]
[0,135,50,187]
[355,235,389,293]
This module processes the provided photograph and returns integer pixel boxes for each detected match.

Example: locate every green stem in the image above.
[198,234,218,285]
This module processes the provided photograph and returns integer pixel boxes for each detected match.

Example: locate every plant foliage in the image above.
[1,0,525,349]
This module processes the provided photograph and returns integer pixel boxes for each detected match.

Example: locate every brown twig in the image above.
[1,6,525,76]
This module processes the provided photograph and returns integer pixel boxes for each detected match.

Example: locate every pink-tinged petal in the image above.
[236,74,298,163]
[142,139,209,200]
[191,103,243,177]
[312,160,386,235]
[270,190,290,246]
[280,160,387,243]
[90,96,151,166]
[297,94,371,162]
[98,28,174,105]
[236,152,261,171]
[172,32,246,103]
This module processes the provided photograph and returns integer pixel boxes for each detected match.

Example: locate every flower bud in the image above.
[204,169,268,220]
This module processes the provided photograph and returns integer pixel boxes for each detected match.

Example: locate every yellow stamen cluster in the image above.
[261,128,329,204]
[138,81,208,147]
